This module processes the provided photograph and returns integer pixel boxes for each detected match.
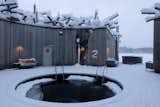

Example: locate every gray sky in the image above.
[18,0,160,48]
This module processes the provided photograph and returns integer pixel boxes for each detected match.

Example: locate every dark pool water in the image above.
[41,79,115,103]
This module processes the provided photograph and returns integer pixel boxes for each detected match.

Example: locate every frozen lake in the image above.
[119,53,153,63]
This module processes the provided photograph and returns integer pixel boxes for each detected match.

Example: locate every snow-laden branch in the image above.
[0,0,17,6]
[107,13,119,21]
[0,0,121,38]
[145,14,160,22]
[155,3,160,10]
[4,0,17,4]
[103,13,119,25]
[141,2,160,22]
[141,8,159,14]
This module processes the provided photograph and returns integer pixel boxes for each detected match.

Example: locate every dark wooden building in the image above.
[0,19,117,68]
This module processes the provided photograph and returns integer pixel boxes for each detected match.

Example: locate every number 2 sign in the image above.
[91,50,99,59]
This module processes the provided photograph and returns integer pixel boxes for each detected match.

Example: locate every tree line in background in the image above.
[119,47,153,53]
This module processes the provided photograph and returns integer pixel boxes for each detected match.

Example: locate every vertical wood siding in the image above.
[0,20,116,68]
[154,19,160,72]
[0,20,77,68]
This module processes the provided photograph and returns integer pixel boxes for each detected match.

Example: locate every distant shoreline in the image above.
[119,47,153,54]
[119,52,153,54]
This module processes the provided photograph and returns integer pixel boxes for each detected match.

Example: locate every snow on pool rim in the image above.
[7,72,126,107]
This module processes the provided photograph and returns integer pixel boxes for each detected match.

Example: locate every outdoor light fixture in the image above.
[76,38,80,43]
[59,30,63,36]
[16,46,24,58]
[80,47,85,52]
[89,29,93,34]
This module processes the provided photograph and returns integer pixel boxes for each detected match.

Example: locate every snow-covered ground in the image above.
[0,53,160,107]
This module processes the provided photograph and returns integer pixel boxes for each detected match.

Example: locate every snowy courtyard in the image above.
[0,0,160,107]
[0,53,160,107]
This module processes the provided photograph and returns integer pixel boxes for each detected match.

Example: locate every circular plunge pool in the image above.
[16,73,123,103]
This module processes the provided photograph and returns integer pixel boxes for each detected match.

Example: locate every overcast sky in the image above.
[18,0,160,48]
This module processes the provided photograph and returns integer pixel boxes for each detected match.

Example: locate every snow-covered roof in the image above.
[0,0,17,5]
[0,0,121,37]
[141,3,160,22]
